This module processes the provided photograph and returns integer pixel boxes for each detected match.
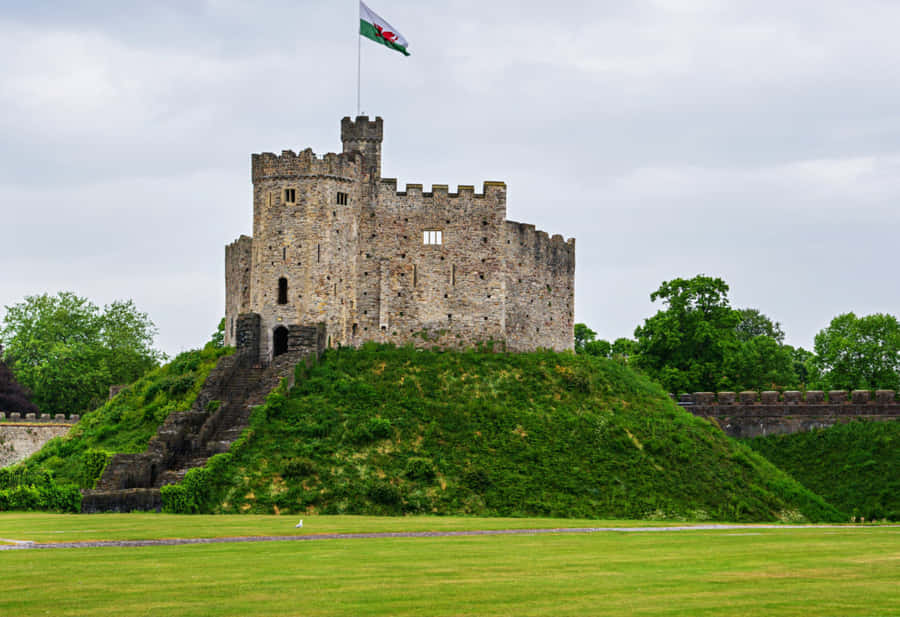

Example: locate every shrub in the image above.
[404,457,436,481]
[81,449,111,489]
[0,467,80,513]
[161,453,232,514]
[368,417,393,440]
[283,457,317,479]
[367,482,401,505]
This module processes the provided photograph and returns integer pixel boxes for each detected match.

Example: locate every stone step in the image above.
[83,349,313,512]
[81,488,161,513]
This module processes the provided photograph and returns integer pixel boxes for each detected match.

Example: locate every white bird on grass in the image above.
[295,519,303,528]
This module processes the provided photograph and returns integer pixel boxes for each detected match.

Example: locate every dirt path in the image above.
[1,524,882,551]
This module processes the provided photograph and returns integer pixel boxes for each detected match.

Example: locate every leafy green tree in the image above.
[633,276,802,392]
[610,338,636,362]
[633,276,740,393]
[787,345,815,386]
[573,323,596,354]
[736,308,786,344]
[722,335,795,391]
[207,318,226,350]
[0,344,39,415]
[574,323,613,358]
[584,339,612,358]
[811,312,900,390]
[1,292,165,416]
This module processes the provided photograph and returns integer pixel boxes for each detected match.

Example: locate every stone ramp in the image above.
[81,340,321,513]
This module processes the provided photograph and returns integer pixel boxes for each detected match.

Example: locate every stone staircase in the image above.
[81,350,311,513]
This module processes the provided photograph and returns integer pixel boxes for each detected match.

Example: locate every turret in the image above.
[341,116,383,179]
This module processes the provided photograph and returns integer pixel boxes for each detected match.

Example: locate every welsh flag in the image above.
[359,1,410,56]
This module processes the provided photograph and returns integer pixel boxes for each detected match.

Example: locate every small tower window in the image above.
[277,277,288,305]
[336,192,348,205]
[423,230,442,245]
[284,188,296,204]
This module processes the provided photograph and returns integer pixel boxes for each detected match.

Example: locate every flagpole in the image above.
[357,19,361,117]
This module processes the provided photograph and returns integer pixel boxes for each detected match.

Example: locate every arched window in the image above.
[277,277,288,305]
[273,326,289,357]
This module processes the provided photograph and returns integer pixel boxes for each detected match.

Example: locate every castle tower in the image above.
[341,116,383,180]
[225,116,575,360]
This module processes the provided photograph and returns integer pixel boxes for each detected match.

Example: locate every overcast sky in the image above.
[3,0,899,357]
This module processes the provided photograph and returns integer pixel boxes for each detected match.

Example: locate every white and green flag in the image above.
[359,1,410,56]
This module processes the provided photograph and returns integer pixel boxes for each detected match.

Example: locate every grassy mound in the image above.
[182,345,840,522]
[19,346,232,489]
[747,421,900,521]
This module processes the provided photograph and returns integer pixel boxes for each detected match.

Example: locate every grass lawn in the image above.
[0,515,897,616]
[0,513,702,544]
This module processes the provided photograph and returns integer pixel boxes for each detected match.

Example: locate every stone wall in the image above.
[224,115,575,361]
[354,180,509,350]
[235,313,261,365]
[224,235,253,347]
[0,420,74,468]
[680,390,900,438]
[504,222,575,351]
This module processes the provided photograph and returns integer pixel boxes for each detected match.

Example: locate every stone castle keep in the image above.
[225,116,575,361]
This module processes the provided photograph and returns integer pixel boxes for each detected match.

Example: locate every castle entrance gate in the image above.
[273,326,289,357]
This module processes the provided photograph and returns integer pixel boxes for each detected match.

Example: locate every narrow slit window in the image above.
[451,264,456,286]
[423,230,442,245]
[413,264,417,287]
[283,188,296,204]
[277,277,288,305]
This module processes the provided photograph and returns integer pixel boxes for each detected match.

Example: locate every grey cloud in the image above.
[3,0,900,356]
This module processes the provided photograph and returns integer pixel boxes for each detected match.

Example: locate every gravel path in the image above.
[0,523,870,552]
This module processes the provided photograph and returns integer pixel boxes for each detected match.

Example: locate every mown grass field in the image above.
[1,514,897,617]
[0,513,694,543]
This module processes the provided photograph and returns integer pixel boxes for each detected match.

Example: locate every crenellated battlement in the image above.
[679,390,900,405]
[679,390,900,438]
[341,115,383,142]
[380,179,507,200]
[226,234,252,253]
[251,148,362,183]
[506,221,576,260]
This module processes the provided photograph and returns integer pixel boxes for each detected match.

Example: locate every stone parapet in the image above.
[676,390,900,438]
[679,390,898,405]
[251,148,361,183]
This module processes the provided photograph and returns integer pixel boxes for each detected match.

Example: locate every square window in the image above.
[283,188,296,204]
[336,192,349,205]
[423,230,443,245]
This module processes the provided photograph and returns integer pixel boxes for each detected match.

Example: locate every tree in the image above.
[735,308,785,344]
[721,335,795,391]
[1,292,165,416]
[573,323,596,354]
[811,312,900,390]
[633,276,740,393]
[207,318,226,350]
[632,276,801,392]
[786,345,815,386]
[0,344,39,415]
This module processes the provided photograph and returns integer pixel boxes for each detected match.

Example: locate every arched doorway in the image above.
[273,326,289,357]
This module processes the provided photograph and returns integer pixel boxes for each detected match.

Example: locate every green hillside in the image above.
[747,421,900,521]
[20,346,231,488]
[171,345,841,522]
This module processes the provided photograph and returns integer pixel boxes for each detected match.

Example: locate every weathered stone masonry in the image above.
[680,390,900,438]
[225,117,575,361]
